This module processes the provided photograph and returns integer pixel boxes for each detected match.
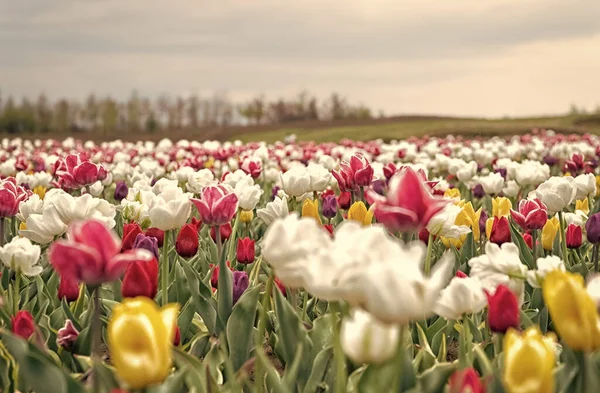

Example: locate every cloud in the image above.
[1,0,599,116]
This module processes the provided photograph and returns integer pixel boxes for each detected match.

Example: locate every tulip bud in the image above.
[190,217,202,231]
[448,368,484,393]
[58,276,80,303]
[419,228,430,244]
[337,192,351,210]
[232,271,249,304]
[132,233,160,260]
[321,195,338,219]
[478,210,488,240]
[239,210,254,223]
[274,277,287,296]
[566,224,582,249]
[371,179,386,196]
[210,223,232,243]
[301,199,322,224]
[486,285,520,333]
[236,237,255,264]
[472,184,485,199]
[57,319,79,350]
[122,223,143,251]
[210,261,233,289]
[121,257,159,299]
[145,227,165,247]
[341,309,399,364]
[456,270,468,278]
[12,310,35,339]
[173,326,181,346]
[490,216,511,245]
[586,213,600,244]
[175,224,199,258]
[114,181,128,201]
[322,224,334,237]
[523,232,533,250]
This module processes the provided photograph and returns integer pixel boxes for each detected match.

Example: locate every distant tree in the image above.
[174,97,185,129]
[307,97,319,120]
[85,94,99,131]
[0,97,21,133]
[330,93,346,121]
[188,95,200,129]
[35,94,52,132]
[127,91,141,131]
[52,99,70,132]
[100,98,118,135]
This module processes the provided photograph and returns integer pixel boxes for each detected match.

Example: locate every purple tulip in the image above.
[232,271,249,305]
[479,210,488,240]
[132,233,160,260]
[114,180,128,201]
[321,195,338,219]
[472,184,485,199]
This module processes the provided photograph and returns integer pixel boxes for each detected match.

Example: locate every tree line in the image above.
[0,90,375,135]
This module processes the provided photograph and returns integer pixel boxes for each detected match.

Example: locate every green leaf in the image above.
[172,347,208,392]
[61,298,82,332]
[473,344,494,376]
[303,347,334,393]
[180,259,218,333]
[459,232,474,264]
[73,326,92,356]
[226,285,260,371]
[418,362,457,393]
[217,256,234,334]
[147,367,188,393]
[308,313,335,359]
[177,299,196,344]
[510,222,534,268]
[282,343,305,389]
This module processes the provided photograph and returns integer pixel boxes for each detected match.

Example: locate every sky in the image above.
[1,0,600,117]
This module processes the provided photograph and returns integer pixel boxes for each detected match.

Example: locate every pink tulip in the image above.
[0,177,32,218]
[191,185,239,226]
[241,158,262,179]
[367,168,447,233]
[332,153,374,191]
[49,219,154,286]
[510,198,548,231]
[54,153,107,189]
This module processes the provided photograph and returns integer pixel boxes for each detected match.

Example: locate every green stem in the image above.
[558,211,569,264]
[392,325,407,392]
[593,244,599,273]
[215,225,223,262]
[255,271,274,393]
[493,333,503,359]
[0,217,5,246]
[91,287,102,393]
[575,351,587,393]
[332,302,347,393]
[424,233,434,276]
[160,230,170,306]
[301,290,309,322]
[227,210,240,262]
[531,230,538,269]
[13,272,21,315]
[359,187,365,204]
[460,315,472,369]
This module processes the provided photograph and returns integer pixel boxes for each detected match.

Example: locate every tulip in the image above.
[368,168,447,233]
[444,188,461,200]
[210,223,232,243]
[301,199,322,224]
[486,284,520,333]
[49,219,156,286]
[504,327,556,393]
[321,195,338,219]
[232,271,249,304]
[121,256,159,299]
[32,185,46,200]
[280,167,312,196]
[175,224,199,258]
[145,227,165,247]
[108,297,180,389]
[587,213,600,244]
[341,309,399,364]
[492,197,512,218]
[257,196,288,225]
[173,326,181,346]
[435,275,486,319]
[210,261,233,289]
[527,255,566,288]
[236,237,255,264]
[323,223,334,237]
[566,224,582,248]
[58,275,80,303]
[241,158,262,178]
[191,185,238,227]
[347,201,373,226]
[337,191,352,210]
[54,154,107,189]
[440,201,481,248]
[449,368,484,393]
[510,199,548,231]
[0,177,31,218]
[489,216,511,245]
[523,232,533,250]
[542,270,600,351]
[57,319,79,350]
[122,223,143,251]
[239,209,254,223]
[148,191,192,231]
[0,236,42,276]
[274,276,287,296]
[12,310,35,339]
[541,217,559,251]
[332,153,373,191]
[456,270,468,278]
[234,182,263,211]
[535,176,577,214]
[576,198,590,215]
[114,181,128,202]
[133,233,160,260]
[472,184,485,198]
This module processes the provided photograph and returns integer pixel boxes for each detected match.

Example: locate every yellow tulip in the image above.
[576,198,590,215]
[33,185,46,200]
[541,217,559,251]
[596,175,600,197]
[485,218,493,240]
[19,222,27,231]
[204,156,215,169]
[108,297,180,389]
[347,201,373,226]
[444,188,461,200]
[441,201,481,248]
[239,209,254,223]
[542,270,600,352]
[302,199,322,224]
[492,197,512,218]
[503,327,556,393]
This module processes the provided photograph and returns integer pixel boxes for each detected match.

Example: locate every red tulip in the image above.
[49,219,154,285]
[12,310,35,340]
[367,168,447,233]
[145,227,165,247]
[236,237,255,264]
[191,217,202,231]
[322,224,335,237]
[241,158,262,179]
[455,270,468,278]
[191,185,238,226]
[210,261,233,289]
[58,275,80,303]
[173,326,181,346]
[419,228,431,244]
[332,153,373,191]
[510,198,548,231]
[122,223,143,251]
[566,224,582,248]
[486,285,520,333]
[121,255,159,298]
[337,191,352,210]
[176,224,199,258]
[57,319,79,350]
[523,232,533,250]
[0,177,31,218]
[490,216,511,245]
[210,223,232,243]
[274,276,287,296]
[449,368,484,393]
[54,153,107,189]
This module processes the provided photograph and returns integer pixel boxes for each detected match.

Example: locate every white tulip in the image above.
[468,242,528,304]
[435,276,487,319]
[527,256,566,288]
[306,163,332,192]
[234,182,264,211]
[426,204,471,239]
[479,173,504,195]
[341,309,399,364]
[574,173,596,201]
[20,207,68,244]
[187,169,216,193]
[88,181,104,197]
[535,176,577,213]
[280,167,312,197]
[17,194,43,222]
[456,161,477,182]
[257,196,289,225]
[222,170,253,189]
[0,236,42,276]
[586,275,600,308]
[148,191,192,231]
[502,180,520,198]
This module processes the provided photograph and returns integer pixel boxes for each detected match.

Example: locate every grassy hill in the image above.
[5,114,600,143]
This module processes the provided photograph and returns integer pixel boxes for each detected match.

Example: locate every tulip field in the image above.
[2,130,600,393]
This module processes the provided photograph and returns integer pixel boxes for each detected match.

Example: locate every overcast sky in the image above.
[1,0,600,117]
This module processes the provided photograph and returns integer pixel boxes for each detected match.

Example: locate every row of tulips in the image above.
[1,131,600,393]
